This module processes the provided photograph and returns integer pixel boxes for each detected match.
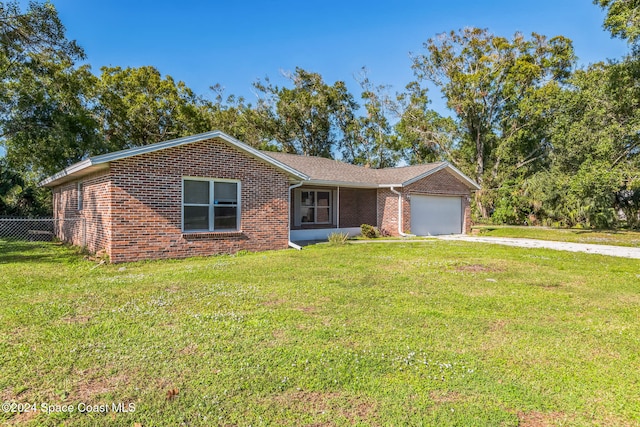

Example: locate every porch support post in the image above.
[336,186,340,229]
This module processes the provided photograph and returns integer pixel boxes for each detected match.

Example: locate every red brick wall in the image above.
[378,168,473,235]
[377,188,400,235]
[108,138,290,263]
[52,170,111,253]
[338,188,377,228]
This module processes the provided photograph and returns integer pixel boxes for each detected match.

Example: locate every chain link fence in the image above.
[0,217,86,247]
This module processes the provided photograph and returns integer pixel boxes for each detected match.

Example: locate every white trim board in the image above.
[290,227,361,241]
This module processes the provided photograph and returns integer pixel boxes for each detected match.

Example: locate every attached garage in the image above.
[410,194,463,236]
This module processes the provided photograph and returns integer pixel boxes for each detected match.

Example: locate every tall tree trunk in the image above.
[474,128,489,218]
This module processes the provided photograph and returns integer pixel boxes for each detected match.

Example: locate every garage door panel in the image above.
[410,195,462,235]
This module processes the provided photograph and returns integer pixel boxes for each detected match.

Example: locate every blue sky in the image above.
[43,0,628,113]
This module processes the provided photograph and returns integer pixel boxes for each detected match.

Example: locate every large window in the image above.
[300,190,331,224]
[183,178,240,232]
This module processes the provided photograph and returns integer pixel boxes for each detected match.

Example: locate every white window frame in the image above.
[77,182,83,210]
[299,190,332,225]
[182,177,241,232]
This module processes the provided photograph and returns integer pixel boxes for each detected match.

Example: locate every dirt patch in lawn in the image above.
[60,315,91,324]
[262,298,287,307]
[270,390,377,423]
[179,343,199,355]
[517,411,569,426]
[454,264,503,273]
[75,370,130,401]
[489,319,509,332]
[3,407,38,425]
[429,390,465,404]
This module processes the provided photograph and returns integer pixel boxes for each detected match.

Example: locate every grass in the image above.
[474,225,640,248]
[1,239,639,426]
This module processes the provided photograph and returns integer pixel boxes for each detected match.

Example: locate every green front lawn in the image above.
[474,225,640,247]
[1,240,639,426]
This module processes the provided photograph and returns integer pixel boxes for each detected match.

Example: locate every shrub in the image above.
[360,224,379,239]
[328,232,349,245]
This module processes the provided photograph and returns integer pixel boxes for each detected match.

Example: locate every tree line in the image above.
[0,0,638,228]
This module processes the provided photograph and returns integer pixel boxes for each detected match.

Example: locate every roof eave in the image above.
[39,130,309,187]
[401,162,480,190]
[304,179,380,188]
[38,159,95,187]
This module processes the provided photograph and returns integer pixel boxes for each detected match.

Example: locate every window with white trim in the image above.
[300,190,331,224]
[77,182,83,210]
[182,178,240,232]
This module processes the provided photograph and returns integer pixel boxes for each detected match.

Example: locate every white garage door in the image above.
[410,195,462,236]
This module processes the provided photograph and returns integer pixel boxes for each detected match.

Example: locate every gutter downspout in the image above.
[389,186,414,237]
[288,182,304,250]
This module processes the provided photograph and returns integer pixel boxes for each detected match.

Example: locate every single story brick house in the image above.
[40,131,480,263]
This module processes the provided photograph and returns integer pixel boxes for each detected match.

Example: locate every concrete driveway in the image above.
[437,235,640,259]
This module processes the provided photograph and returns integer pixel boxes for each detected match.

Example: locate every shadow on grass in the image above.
[0,239,85,264]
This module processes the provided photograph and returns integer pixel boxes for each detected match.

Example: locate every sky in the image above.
[41,0,628,114]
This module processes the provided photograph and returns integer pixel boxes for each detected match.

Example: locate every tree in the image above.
[1,0,85,141]
[394,81,457,165]
[0,157,50,216]
[340,69,399,168]
[253,67,358,158]
[0,1,85,215]
[2,59,102,175]
[411,28,575,217]
[199,84,271,149]
[95,66,208,151]
[0,1,84,80]
[595,0,640,52]
[525,61,640,228]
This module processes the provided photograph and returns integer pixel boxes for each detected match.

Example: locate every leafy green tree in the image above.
[199,84,271,149]
[340,69,399,168]
[0,158,50,216]
[394,81,457,165]
[0,1,85,215]
[527,61,640,228]
[253,67,358,158]
[411,28,575,217]
[0,0,84,81]
[95,66,208,151]
[595,0,640,52]
[548,63,639,174]
[2,59,102,175]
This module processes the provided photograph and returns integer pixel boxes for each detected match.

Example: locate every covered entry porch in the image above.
[289,185,377,242]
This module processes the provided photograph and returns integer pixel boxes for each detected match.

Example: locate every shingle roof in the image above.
[262,151,477,188]
[39,129,479,189]
[262,151,386,185]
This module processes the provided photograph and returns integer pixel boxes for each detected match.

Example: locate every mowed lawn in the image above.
[474,226,640,248]
[1,240,639,426]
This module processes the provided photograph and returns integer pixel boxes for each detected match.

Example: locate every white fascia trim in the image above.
[401,162,481,190]
[445,162,481,190]
[38,159,95,187]
[39,130,309,187]
[304,179,378,188]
